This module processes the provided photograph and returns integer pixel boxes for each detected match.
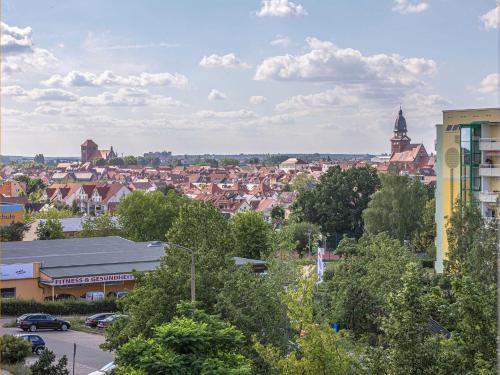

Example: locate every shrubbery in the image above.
[0,334,32,364]
[1,298,117,316]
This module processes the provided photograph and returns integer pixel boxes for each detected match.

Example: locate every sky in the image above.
[1,0,499,157]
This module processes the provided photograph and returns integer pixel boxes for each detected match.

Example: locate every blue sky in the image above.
[2,0,499,156]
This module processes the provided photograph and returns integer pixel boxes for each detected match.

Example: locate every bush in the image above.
[0,334,32,364]
[1,298,118,316]
[30,349,69,375]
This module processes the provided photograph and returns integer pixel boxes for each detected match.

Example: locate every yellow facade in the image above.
[435,108,500,272]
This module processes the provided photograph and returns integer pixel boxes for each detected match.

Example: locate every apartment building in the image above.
[435,108,500,273]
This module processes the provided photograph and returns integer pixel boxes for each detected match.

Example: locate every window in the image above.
[0,288,15,298]
[460,124,481,201]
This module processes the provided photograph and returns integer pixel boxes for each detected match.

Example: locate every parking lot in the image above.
[0,318,113,375]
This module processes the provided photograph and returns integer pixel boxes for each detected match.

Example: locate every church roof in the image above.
[394,108,407,134]
[81,139,98,147]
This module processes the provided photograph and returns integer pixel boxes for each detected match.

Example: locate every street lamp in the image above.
[164,242,196,303]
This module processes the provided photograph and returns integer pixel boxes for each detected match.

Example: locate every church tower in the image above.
[391,107,411,155]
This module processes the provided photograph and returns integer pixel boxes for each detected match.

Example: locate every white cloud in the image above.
[42,70,188,89]
[255,37,436,90]
[275,87,360,111]
[481,2,500,30]
[256,0,307,17]
[199,53,251,69]
[478,73,500,93]
[392,0,429,15]
[79,87,182,107]
[2,85,27,96]
[270,35,291,48]
[249,95,267,105]
[208,89,227,101]
[0,22,57,75]
[194,109,256,120]
[2,86,78,101]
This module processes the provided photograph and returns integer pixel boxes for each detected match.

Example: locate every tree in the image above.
[220,157,240,167]
[29,207,74,220]
[81,213,120,237]
[93,158,106,166]
[123,155,138,165]
[30,349,69,375]
[36,219,65,240]
[216,261,295,364]
[0,223,27,241]
[292,166,380,239]
[255,271,359,374]
[270,205,285,225]
[247,157,260,165]
[381,262,439,374]
[291,172,316,194]
[115,303,252,375]
[363,173,428,243]
[0,334,31,364]
[116,190,186,241]
[318,233,413,338]
[412,198,436,257]
[281,222,320,257]
[107,157,124,166]
[34,154,45,164]
[103,201,234,351]
[446,200,497,284]
[231,211,272,259]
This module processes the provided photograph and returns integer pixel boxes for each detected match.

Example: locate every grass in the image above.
[1,363,32,375]
[65,316,104,335]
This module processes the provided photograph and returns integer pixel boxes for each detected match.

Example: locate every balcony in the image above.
[479,138,500,151]
[479,191,500,203]
[479,164,500,177]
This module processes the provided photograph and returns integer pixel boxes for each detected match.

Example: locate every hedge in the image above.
[1,298,118,316]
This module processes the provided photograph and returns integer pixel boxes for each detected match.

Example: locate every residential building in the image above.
[0,180,27,197]
[435,108,500,273]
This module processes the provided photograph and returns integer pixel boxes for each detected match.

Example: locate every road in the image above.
[0,318,113,375]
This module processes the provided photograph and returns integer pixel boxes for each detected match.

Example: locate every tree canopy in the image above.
[231,211,272,259]
[36,219,65,240]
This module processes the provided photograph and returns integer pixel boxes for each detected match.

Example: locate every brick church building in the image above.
[81,139,116,163]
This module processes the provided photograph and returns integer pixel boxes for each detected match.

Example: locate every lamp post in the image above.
[165,242,196,303]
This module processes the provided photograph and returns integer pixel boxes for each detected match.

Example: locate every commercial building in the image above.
[0,203,24,226]
[0,236,267,301]
[435,108,500,272]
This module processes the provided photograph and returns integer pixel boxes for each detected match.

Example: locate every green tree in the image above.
[123,155,138,165]
[30,349,69,375]
[231,211,272,259]
[0,223,27,241]
[291,172,316,194]
[116,190,186,241]
[255,271,358,374]
[93,158,106,166]
[219,157,240,166]
[446,200,497,284]
[412,198,436,256]
[103,201,234,351]
[381,262,438,375]
[0,334,31,364]
[363,173,428,243]
[36,219,65,240]
[70,200,80,215]
[318,233,413,338]
[30,207,74,220]
[115,303,252,375]
[81,213,120,237]
[292,166,380,239]
[281,222,320,257]
[107,157,124,166]
[34,154,45,164]
[270,205,285,225]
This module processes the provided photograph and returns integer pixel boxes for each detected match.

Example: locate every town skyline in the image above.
[2,0,499,156]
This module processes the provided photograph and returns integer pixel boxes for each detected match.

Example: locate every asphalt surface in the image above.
[0,318,113,375]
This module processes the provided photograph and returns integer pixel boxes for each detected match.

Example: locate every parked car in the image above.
[97,314,126,329]
[15,334,46,354]
[85,313,115,328]
[16,313,71,332]
[88,361,116,375]
[107,290,128,298]
[81,291,104,301]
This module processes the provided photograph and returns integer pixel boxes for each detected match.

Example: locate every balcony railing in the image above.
[479,164,500,177]
[480,138,500,151]
[479,191,500,203]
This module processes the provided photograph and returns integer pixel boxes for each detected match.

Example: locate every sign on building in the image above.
[51,273,135,286]
[0,263,34,280]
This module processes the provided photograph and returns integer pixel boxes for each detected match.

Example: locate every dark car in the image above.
[15,334,46,355]
[85,313,115,328]
[16,313,71,332]
[97,314,127,329]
